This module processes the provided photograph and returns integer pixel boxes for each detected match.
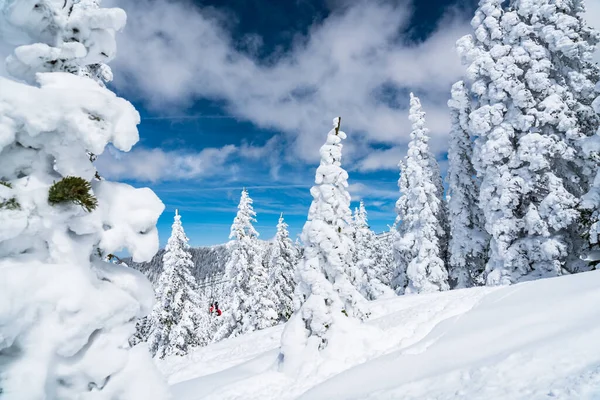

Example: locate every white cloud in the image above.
[96,145,237,182]
[357,146,404,172]
[107,0,469,167]
[348,182,400,201]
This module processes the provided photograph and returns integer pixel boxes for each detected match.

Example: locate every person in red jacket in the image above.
[209,303,215,314]
[215,302,222,316]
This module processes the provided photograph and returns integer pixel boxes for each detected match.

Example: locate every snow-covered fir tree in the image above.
[147,210,203,359]
[391,160,409,293]
[216,189,278,339]
[456,0,594,284]
[373,227,396,289]
[447,81,489,288]
[353,201,394,299]
[513,0,600,272]
[0,1,169,398]
[581,86,600,263]
[194,276,214,346]
[394,94,449,294]
[268,213,299,321]
[280,118,369,372]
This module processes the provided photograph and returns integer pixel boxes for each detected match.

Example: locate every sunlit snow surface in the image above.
[156,270,600,399]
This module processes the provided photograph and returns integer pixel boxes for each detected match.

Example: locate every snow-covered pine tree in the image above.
[147,210,203,359]
[456,0,588,284]
[353,201,395,299]
[194,277,212,346]
[512,0,600,272]
[394,94,449,294]
[216,189,278,339]
[280,118,369,372]
[130,316,152,347]
[373,227,396,290]
[199,274,223,344]
[0,1,169,398]
[391,160,409,294]
[447,81,489,288]
[268,213,299,321]
[580,86,600,263]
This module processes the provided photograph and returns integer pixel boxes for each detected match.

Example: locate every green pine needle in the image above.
[48,176,98,212]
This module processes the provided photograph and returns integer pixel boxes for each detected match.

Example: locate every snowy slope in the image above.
[157,270,600,399]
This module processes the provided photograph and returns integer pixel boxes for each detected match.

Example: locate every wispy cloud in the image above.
[96,145,237,182]
[348,182,400,201]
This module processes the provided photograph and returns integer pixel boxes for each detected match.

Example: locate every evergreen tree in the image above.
[147,210,202,359]
[195,277,213,346]
[394,94,449,294]
[512,0,600,272]
[268,213,299,321]
[456,0,589,284]
[216,189,277,339]
[0,1,168,397]
[373,228,396,290]
[447,81,489,288]
[353,201,394,299]
[391,160,409,294]
[130,316,152,347]
[280,118,369,371]
[202,275,224,344]
[581,88,600,263]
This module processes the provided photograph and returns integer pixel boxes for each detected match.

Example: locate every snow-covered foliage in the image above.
[280,118,369,373]
[2,0,122,85]
[581,84,600,260]
[373,229,396,290]
[447,81,489,288]
[268,214,299,321]
[0,1,168,398]
[147,210,203,358]
[456,0,597,284]
[217,189,277,340]
[353,201,395,300]
[394,94,449,294]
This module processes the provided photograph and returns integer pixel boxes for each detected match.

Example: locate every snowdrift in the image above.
[158,270,600,399]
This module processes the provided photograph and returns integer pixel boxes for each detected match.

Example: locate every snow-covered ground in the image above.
[156,270,600,399]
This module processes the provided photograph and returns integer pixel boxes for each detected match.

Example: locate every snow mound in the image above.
[160,270,600,399]
[0,259,169,399]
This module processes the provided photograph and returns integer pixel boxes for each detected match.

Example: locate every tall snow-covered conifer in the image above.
[280,118,368,372]
[374,228,396,290]
[0,1,168,398]
[217,189,277,339]
[513,0,600,272]
[147,210,202,359]
[457,0,588,284]
[581,86,600,261]
[268,213,299,321]
[353,201,394,299]
[447,81,489,287]
[394,94,449,294]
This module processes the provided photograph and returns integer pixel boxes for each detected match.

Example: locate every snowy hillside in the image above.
[158,270,600,399]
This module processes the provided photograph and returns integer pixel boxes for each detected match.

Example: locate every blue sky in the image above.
[98,0,480,247]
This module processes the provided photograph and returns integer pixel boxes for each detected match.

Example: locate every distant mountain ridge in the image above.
[126,240,273,286]
[127,233,389,287]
